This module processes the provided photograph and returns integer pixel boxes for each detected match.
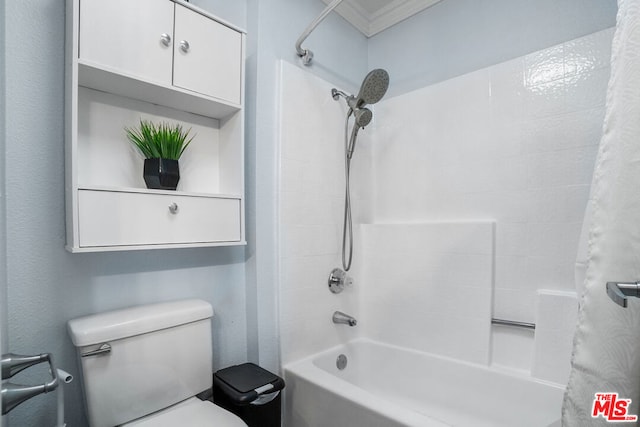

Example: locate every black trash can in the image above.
[213,363,285,427]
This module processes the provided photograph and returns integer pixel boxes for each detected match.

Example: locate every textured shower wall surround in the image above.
[278,28,613,376]
[373,28,612,325]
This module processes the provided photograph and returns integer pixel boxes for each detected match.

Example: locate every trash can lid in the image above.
[214,363,285,404]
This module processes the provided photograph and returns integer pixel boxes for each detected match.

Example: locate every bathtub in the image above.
[284,339,563,427]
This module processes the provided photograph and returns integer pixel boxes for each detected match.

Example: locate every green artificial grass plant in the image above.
[125,119,194,160]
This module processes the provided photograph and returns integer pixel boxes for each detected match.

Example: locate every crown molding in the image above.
[323,0,443,37]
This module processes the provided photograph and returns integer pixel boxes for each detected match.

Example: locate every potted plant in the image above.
[124,119,195,190]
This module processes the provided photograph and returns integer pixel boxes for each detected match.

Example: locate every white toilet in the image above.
[67,299,247,427]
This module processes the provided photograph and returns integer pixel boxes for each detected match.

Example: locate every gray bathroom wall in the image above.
[369,0,618,97]
[3,1,247,426]
[0,0,7,405]
[191,0,247,29]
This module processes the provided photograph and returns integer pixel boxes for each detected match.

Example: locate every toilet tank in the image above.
[68,299,214,427]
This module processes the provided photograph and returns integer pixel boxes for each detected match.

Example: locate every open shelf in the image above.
[78,60,241,120]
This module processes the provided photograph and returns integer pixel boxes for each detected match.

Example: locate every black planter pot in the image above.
[143,158,180,190]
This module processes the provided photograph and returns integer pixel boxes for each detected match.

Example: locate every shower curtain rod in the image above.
[295,0,345,65]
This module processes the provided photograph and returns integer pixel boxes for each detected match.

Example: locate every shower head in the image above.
[331,68,390,111]
[346,108,372,159]
[332,69,389,161]
[349,69,389,110]
[354,108,372,128]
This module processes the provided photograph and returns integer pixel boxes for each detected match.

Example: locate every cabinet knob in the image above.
[168,203,179,214]
[179,40,190,53]
[160,33,172,47]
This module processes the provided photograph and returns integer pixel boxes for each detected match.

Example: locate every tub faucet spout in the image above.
[333,311,357,327]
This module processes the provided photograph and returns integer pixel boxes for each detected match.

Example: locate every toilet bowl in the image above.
[67,299,247,427]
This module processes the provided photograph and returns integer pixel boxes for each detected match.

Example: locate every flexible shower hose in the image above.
[342,112,354,271]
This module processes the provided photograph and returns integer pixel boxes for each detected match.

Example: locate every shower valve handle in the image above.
[328,268,352,294]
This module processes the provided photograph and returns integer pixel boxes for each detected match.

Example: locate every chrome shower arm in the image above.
[295,0,344,65]
[332,89,359,112]
[331,88,349,101]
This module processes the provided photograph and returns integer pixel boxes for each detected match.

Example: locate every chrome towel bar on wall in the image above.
[1,352,59,414]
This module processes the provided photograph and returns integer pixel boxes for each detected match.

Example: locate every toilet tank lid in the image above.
[67,299,213,347]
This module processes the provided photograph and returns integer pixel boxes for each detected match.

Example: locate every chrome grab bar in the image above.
[1,352,59,415]
[491,318,536,330]
[606,281,640,308]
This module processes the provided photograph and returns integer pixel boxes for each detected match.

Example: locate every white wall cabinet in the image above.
[66,0,246,252]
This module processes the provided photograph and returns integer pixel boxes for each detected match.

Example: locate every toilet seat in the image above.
[124,397,247,427]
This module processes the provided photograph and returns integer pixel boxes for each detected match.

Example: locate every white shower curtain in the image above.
[563,0,640,424]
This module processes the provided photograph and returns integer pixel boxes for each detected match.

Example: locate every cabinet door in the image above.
[79,0,174,85]
[173,5,242,105]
